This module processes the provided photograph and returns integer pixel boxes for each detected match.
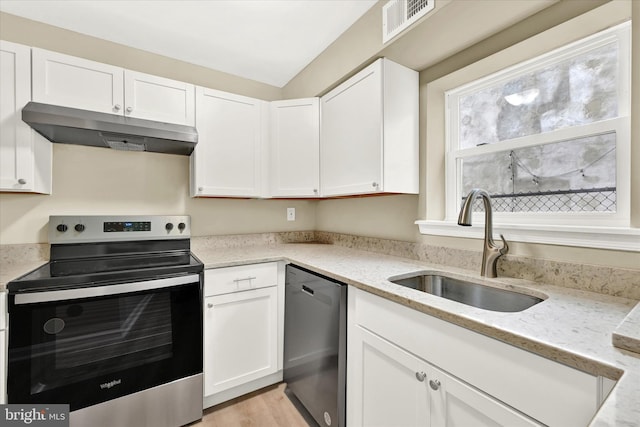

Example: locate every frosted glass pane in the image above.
[458,42,618,149]
[461,133,616,213]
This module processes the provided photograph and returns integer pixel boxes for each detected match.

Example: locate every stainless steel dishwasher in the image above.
[284,264,347,427]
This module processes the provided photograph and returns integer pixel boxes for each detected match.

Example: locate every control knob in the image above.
[178,222,186,231]
[165,223,174,231]
[75,224,85,232]
[56,224,68,233]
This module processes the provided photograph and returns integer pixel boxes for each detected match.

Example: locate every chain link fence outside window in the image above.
[465,187,616,213]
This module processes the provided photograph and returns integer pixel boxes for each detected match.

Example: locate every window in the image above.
[445,22,630,227]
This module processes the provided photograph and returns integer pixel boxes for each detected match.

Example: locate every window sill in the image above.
[416,220,640,252]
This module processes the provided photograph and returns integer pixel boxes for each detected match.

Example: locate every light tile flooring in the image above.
[193,383,310,427]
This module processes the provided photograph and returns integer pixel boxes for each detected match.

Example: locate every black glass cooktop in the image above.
[8,239,203,293]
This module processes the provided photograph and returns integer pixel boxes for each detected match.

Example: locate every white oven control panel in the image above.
[48,215,191,244]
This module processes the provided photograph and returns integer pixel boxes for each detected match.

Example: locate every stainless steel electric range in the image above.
[6,215,203,427]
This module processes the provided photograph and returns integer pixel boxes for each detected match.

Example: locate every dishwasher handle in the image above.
[302,285,315,296]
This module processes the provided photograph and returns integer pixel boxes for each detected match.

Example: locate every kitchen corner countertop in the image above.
[192,243,640,427]
[2,242,639,426]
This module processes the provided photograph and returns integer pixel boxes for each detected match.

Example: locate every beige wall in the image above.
[301,0,639,269]
[0,144,316,244]
[419,0,636,268]
[1,2,638,271]
[0,12,282,100]
[0,12,316,244]
[315,195,418,243]
[282,0,558,98]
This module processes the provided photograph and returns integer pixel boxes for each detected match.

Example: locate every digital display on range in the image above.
[103,221,151,232]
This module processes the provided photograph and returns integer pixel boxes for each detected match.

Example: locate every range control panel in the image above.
[49,215,191,244]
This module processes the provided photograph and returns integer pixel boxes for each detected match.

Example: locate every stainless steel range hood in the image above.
[22,102,198,156]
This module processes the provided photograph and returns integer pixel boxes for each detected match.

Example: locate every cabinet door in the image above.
[321,60,383,196]
[191,87,265,197]
[203,287,278,396]
[430,367,540,427]
[124,70,195,126]
[32,48,124,115]
[347,326,429,427]
[0,329,5,404]
[0,41,51,194]
[270,98,320,197]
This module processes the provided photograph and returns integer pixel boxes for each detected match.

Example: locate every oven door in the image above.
[7,273,202,411]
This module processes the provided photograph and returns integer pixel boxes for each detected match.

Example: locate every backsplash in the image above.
[314,231,640,301]
[0,243,49,265]
[2,231,638,300]
[191,231,316,251]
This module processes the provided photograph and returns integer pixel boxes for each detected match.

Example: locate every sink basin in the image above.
[389,273,543,312]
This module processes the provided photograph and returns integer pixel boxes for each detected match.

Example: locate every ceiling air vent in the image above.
[383,0,435,43]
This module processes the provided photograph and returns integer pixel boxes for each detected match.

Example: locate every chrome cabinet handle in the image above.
[113,104,121,111]
[207,303,213,308]
[313,188,318,194]
[233,276,257,283]
[415,372,426,382]
[372,182,378,188]
[126,106,133,113]
[17,178,27,184]
[429,379,441,391]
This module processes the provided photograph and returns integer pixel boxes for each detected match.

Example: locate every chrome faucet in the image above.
[458,188,508,278]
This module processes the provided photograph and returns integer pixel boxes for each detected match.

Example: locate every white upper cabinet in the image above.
[123,70,195,125]
[269,98,320,198]
[32,48,124,115]
[320,58,419,197]
[0,41,51,194]
[31,48,194,126]
[191,87,268,198]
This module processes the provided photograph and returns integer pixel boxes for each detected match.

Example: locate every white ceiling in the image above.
[0,0,377,88]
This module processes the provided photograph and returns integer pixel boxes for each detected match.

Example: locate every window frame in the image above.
[444,21,631,228]
[416,11,639,252]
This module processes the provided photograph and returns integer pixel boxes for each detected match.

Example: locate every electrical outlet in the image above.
[287,207,296,221]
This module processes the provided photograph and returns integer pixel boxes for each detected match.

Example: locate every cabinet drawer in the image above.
[205,262,278,297]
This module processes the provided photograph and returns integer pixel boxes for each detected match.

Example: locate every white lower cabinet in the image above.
[0,329,5,405]
[1,291,6,404]
[350,326,538,427]
[203,262,284,408]
[350,325,430,426]
[348,287,604,427]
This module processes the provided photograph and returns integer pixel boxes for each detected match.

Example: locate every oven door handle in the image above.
[14,274,200,305]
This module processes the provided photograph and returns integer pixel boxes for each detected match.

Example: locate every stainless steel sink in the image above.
[389,273,543,312]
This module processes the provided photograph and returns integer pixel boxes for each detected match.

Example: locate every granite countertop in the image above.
[191,243,640,427]
[1,242,639,426]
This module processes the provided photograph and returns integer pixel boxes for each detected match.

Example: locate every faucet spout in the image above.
[458,188,508,278]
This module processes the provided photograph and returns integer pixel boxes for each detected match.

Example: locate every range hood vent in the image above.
[22,102,198,156]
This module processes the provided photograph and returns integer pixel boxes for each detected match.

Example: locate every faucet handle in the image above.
[499,234,509,255]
